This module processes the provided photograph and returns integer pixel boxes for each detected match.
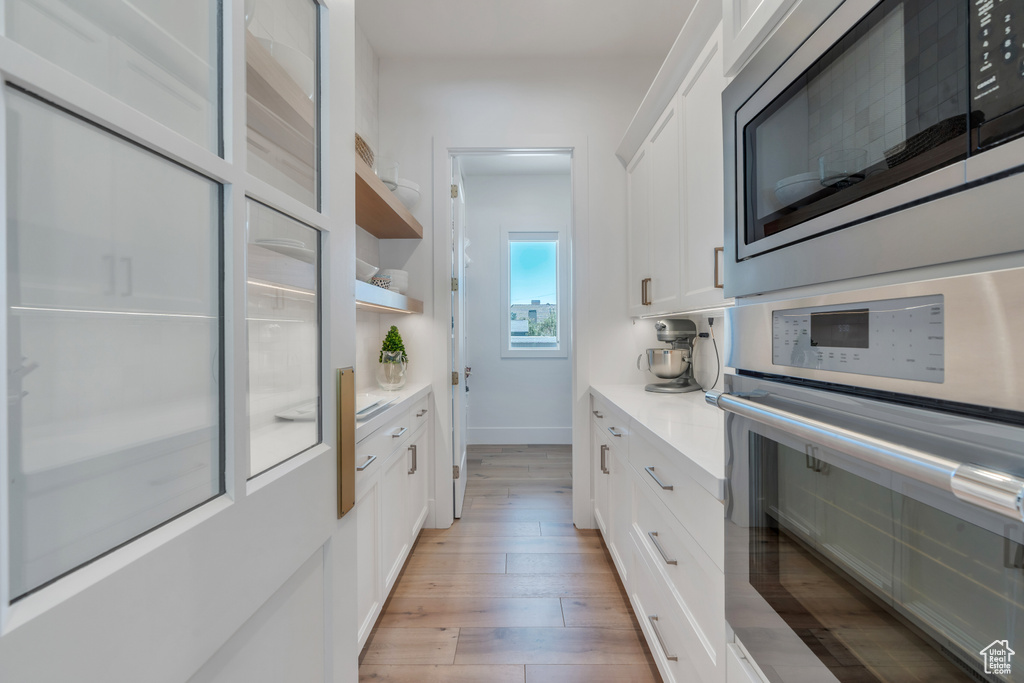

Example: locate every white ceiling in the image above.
[356,0,696,59]
[460,153,571,177]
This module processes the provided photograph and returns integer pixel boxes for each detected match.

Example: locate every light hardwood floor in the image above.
[359,445,661,683]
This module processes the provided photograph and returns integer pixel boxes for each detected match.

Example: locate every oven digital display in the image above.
[810,308,869,349]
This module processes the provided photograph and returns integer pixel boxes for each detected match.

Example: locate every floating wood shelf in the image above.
[355,156,424,239]
[355,280,423,314]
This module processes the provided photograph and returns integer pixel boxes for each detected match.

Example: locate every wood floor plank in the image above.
[465,508,574,523]
[393,573,623,599]
[416,536,603,554]
[525,664,658,683]
[359,665,525,683]
[471,468,570,480]
[506,553,614,574]
[379,597,564,628]
[560,598,637,629]
[420,522,541,538]
[540,523,598,537]
[404,553,507,574]
[469,496,572,510]
[454,627,649,665]
[361,628,459,665]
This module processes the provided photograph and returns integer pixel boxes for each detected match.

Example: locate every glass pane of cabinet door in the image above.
[6,87,223,598]
[246,199,320,477]
[6,0,220,151]
[246,0,320,207]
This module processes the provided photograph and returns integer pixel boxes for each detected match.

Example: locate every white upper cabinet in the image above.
[722,0,799,77]
[624,21,733,317]
[679,26,732,311]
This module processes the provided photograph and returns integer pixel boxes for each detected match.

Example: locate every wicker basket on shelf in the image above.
[355,133,374,168]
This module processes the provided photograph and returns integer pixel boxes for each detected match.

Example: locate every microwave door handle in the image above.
[706,390,1024,523]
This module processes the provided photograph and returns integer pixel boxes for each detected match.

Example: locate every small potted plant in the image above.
[377,325,408,390]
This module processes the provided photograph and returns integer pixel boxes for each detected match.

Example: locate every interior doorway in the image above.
[449,150,575,518]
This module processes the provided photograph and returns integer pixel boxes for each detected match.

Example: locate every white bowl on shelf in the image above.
[392,178,421,210]
[774,171,821,207]
[377,269,408,294]
[355,258,378,283]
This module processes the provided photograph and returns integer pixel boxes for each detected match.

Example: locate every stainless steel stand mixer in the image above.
[638,318,699,393]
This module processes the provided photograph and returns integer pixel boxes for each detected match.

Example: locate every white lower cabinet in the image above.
[591,391,726,683]
[354,395,432,651]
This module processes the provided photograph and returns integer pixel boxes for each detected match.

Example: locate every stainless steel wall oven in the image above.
[710,267,1024,682]
[723,0,1024,297]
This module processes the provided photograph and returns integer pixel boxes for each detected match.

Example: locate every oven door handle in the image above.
[706,390,1024,522]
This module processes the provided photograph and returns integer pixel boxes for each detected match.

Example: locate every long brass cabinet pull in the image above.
[356,454,377,471]
[408,444,417,474]
[647,615,678,661]
[600,444,609,474]
[648,531,677,565]
[642,277,652,306]
[645,466,673,490]
[714,247,724,289]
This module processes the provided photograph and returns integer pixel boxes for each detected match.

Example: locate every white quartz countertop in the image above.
[590,384,725,500]
[355,382,432,442]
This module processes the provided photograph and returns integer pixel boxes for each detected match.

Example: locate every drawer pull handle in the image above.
[600,444,609,474]
[714,246,724,289]
[647,615,678,661]
[592,410,604,418]
[416,409,428,417]
[408,444,418,474]
[607,427,623,438]
[356,454,377,471]
[391,426,408,438]
[645,466,673,490]
[648,531,677,565]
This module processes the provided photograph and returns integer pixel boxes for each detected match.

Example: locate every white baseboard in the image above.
[467,427,572,445]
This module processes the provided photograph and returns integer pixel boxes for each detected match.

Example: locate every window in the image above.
[501,230,567,358]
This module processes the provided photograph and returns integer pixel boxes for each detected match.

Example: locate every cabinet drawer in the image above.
[635,482,724,678]
[356,410,414,498]
[630,434,724,570]
[630,534,705,683]
[410,396,430,432]
[591,395,630,449]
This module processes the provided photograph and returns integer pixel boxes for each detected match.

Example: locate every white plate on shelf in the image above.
[255,238,316,263]
[275,399,318,421]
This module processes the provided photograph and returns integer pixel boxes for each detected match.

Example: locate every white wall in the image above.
[463,172,572,444]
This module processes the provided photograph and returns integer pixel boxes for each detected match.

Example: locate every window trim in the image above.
[500,228,568,359]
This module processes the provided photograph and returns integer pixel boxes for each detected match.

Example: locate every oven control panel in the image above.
[772,295,944,382]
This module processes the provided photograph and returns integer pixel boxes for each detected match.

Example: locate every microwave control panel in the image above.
[972,0,1024,146]
[772,295,944,383]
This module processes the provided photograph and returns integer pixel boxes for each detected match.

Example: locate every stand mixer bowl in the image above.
[643,347,690,379]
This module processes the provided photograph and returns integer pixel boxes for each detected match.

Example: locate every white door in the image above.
[0,2,359,682]
[451,157,469,518]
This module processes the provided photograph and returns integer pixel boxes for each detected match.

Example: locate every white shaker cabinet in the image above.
[722,0,799,77]
[627,99,684,317]
[680,28,732,311]
[626,25,733,317]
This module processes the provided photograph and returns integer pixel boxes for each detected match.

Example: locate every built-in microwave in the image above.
[723,0,1024,298]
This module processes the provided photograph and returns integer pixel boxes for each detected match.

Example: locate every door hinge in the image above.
[452,371,459,386]
[451,277,459,292]
[451,184,459,199]
[453,465,460,479]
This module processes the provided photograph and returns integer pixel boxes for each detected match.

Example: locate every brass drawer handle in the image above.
[356,454,377,471]
[645,466,673,490]
[648,615,678,661]
[648,531,677,565]
[642,277,652,306]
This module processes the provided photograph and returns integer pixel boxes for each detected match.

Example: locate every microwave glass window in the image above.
[6,0,220,152]
[744,436,1022,682]
[246,200,321,478]
[744,0,969,246]
[5,88,223,598]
